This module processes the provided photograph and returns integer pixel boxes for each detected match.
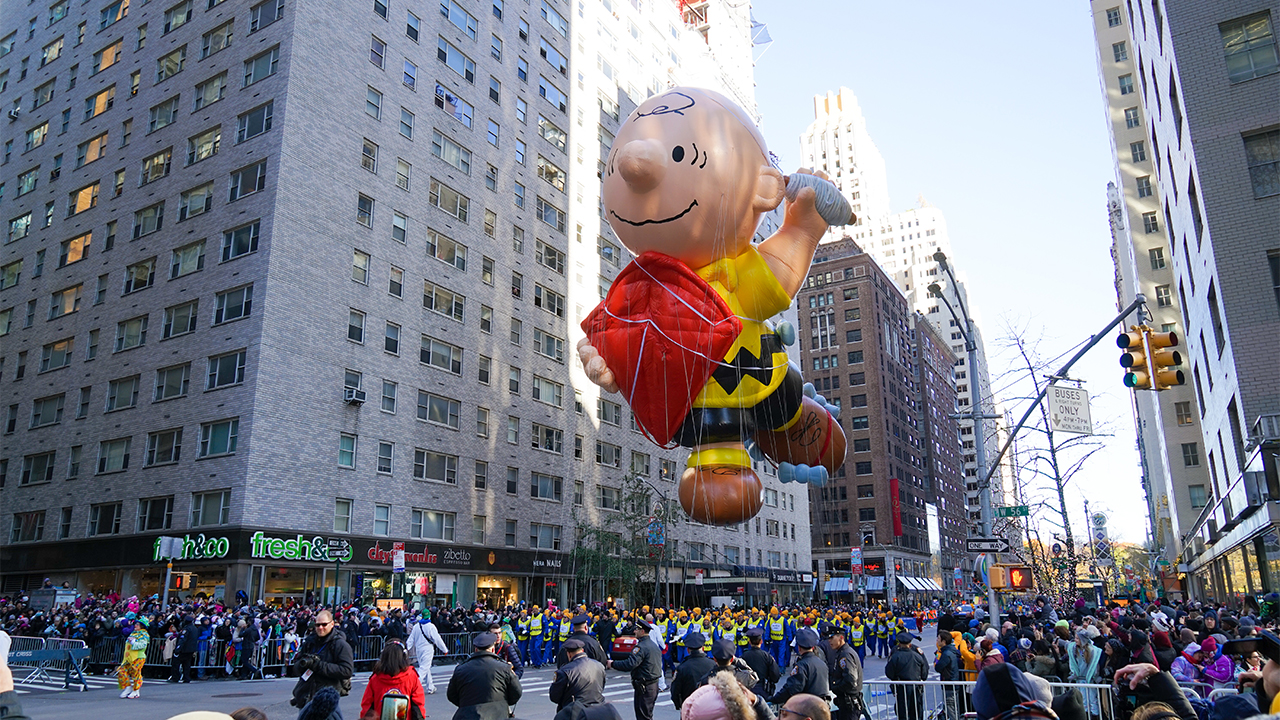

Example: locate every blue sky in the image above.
[751,0,1151,543]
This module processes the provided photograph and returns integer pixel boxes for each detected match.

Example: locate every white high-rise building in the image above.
[800,90,999,527]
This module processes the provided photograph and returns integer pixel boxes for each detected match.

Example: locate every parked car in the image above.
[610,635,638,661]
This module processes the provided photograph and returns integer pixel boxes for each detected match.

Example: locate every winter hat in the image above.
[298,686,343,720]
[1200,636,1218,655]
[1022,673,1053,705]
[1182,642,1202,658]
[1209,693,1261,720]
[1151,631,1173,650]
[1019,638,1032,650]
[1129,630,1150,650]
[972,664,1044,720]
[1052,688,1088,720]
[680,672,754,720]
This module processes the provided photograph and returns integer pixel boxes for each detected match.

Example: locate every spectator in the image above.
[292,610,355,708]
[361,640,426,720]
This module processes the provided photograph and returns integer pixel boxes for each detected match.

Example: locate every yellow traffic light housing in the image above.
[1147,331,1185,390]
[1119,327,1153,389]
[988,566,1008,590]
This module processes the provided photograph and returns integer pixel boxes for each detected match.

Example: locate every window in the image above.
[541,1,568,37]
[538,116,566,149]
[478,355,491,384]
[137,496,173,531]
[485,164,498,190]
[429,179,469,220]
[487,120,500,146]
[377,442,394,474]
[356,195,374,226]
[372,504,392,534]
[1113,41,1128,61]
[532,375,563,406]
[123,258,156,294]
[1182,442,1200,467]
[413,450,457,484]
[39,339,74,372]
[1131,141,1146,163]
[595,441,621,467]
[1155,284,1172,307]
[382,322,401,355]
[188,127,221,165]
[396,158,411,189]
[67,183,99,216]
[406,11,420,41]
[148,97,179,131]
[538,76,567,112]
[420,335,462,374]
[10,511,46,542]
[370,35,386,67]
[154,363,190,401]
[115,315,148,352]
[476,406,490,437]
[162,299,199,338]
[1148,247,1166,270]
[106,376,140,412]
[1106,6,1121,26]
[400,107,415,138]
[333,498,352,532]
[598,399,622,425]
[1124,107,1141,128]
[508,366,521,393]
[1221,13,1279,83]
[202,21,232,58]
[1244,130,1279,198]
[412,509,455,540]
[200,418,239,457]
[1188,484,1208,509]
[30,394,65,427]
[539,38,567,74]
[438,37,476,82]
[858,507,876,522]
[87,503,122,536]
[434,84,473,127]
[25,123,49,152]
[416,391,460,429]
[84,85,116,121]
[855,461,873,475]
[243,47,279,86]
[392,213,407,243]
[97,437,131,473]
[156,46,186,82]
[229,161,267,201]
[533,328,564,363]
[215,285,253,323]
[531,473,562,502]
[536,197,566,232]
[133,203,165,238]
[1136,175,1152,197]
[337,433,357,468]
[237,103,274,142]
[48,284,81,319]
[1118,74,1134,95]
[431,130,472,173]
[191,490,231,527]
[207,350,247,389]
[1142,211,1159,233]
[145,429,182,466]
[426,228,468,269]
[366,87,383,119]
[1175,401,1194,425]
[423,281,465,321]
[33,80,55,110]
[222,221,260,261]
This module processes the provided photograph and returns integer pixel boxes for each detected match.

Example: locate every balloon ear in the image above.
[753,165,785,213]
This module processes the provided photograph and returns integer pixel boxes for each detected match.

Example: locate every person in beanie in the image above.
[118,615,150,699]
[971,664,1054,720]
[447,632,523,720]
[768,628,828,705]
[297,685,344,720]
[884,633,928,720]
[671,631,717,709]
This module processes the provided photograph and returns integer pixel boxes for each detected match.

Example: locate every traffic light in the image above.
[894,562,901,573]
[1007,566,1034,590]
[1118,327,1153,389]
[1147,331,1185,391]
[988,566,1008,590]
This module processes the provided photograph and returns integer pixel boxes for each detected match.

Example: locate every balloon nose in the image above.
[616,139,666,193]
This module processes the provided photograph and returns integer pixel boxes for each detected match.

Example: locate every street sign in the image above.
[327,538,349,554]
[1051,543,1063,556]
[995,505,1030,518]
[966,537,1012,554]
[1048,386,1093,435]
[392,541,405,573]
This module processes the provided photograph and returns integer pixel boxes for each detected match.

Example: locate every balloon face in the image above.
[602,87,772,269]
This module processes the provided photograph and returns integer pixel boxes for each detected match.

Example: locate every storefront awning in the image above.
[864,576,885,592]
[823,577,852,592]
[897,576,944,592]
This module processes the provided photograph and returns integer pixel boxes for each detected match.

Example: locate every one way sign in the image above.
[966,537,1013,554]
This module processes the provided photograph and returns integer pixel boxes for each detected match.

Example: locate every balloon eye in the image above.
[671,146,685,163]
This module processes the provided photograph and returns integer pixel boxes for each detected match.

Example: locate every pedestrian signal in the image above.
[1007,566,1034,590]
[1147,331,1185,391]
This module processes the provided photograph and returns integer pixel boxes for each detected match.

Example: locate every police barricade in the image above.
[436,632,474,665]
[4,636,49,669]
[861,678,1120,720]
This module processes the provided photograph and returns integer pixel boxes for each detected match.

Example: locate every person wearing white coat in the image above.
[407,614,449,694]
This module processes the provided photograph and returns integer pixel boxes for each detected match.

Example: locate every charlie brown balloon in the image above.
[578,87,849,526]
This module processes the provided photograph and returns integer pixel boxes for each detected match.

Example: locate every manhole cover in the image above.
[211,693,263,698]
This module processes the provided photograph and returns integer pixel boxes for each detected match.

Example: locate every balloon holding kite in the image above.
[578,87,854,526]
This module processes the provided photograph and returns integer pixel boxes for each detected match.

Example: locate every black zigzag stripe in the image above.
[710,334,783,394]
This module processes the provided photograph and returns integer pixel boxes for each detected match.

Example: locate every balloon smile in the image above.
[610,199,698,226]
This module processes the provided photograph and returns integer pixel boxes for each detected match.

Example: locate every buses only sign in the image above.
[1048,386,1093,435]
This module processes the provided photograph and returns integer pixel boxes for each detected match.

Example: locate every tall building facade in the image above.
[1109,0,1279,601]
[799,88,1000,537]
[0,0,812,606]
[1091,0,1210,593]
[801,238,961,603]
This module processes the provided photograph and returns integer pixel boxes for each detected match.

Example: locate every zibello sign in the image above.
[249,532,353,563]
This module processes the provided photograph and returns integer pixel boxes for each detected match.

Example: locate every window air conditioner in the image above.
[343,388,366,405]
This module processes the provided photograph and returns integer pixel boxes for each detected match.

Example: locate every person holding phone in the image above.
[361,641,426,720]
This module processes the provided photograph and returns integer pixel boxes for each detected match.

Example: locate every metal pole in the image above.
[967,315,1001,625]
[162,560,173,608]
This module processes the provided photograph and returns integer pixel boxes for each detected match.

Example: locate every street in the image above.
[12,627,937,720]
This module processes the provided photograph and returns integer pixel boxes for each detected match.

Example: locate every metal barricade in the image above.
[436,632,474,665]
[4,636,48,669]
[861,678,1121,720]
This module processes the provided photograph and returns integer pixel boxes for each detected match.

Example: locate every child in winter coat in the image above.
[1197,636,1236,689]
[1170,642,1204,684]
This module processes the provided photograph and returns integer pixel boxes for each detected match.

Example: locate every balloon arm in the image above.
[758,183,828,298]
[576,337,621,394]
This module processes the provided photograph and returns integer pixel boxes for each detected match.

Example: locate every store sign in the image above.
[369,544,438,566]
[152,534,231,562]
[769,570,813,584]
[249,532,353,562]
[533,557,563,570]
[890,478,904,537]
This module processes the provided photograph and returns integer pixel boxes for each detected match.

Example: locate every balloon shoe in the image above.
[678,448,763,525]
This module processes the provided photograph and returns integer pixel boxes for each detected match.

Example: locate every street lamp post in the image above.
[928,251,1002,624]
[638,479,673,609]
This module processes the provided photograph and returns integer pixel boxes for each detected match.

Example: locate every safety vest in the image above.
[876,621,889,638]
[690,620,704,637]
[516,619,530,640]
[530,615,543,634]
[559,620,571,640]
[849,624,864,645]
[769,619,785,641]
[675,621,690,645]
[543,615,556,637]
[719,625,736,643]
[736,621,750,647]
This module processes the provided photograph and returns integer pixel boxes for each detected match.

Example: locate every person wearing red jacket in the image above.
[361,641,426,720]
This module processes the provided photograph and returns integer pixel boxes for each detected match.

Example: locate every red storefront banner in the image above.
[890,477,903,537]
